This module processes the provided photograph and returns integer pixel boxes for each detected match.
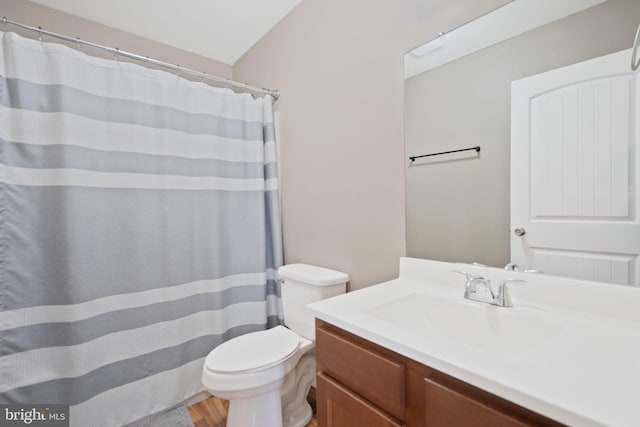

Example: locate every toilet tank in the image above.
[278,264,348,340]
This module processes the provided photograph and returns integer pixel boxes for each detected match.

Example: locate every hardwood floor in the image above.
[188,388,318,427]
[188,397,228,427]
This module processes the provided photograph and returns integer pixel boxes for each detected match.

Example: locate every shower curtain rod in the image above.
[1,17,280,100]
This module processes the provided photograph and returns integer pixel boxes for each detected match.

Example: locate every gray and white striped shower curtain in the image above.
[0,31,283,426]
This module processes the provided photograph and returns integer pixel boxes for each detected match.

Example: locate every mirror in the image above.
[404,0,640,285]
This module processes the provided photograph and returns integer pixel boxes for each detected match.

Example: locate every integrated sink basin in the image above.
[366,292,564,354]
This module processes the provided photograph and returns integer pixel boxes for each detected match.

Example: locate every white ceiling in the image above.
[29,0,303,65]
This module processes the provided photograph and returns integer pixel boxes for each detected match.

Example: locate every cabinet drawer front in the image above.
[424,377,529,427]
[316,326,404,419]
[318,373,404,427]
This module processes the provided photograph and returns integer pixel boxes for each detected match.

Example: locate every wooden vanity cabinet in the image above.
[316,320,563,427]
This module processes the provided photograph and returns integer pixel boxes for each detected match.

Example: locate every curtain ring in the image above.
[37,25,42,41]
[632,23,640,71]
[114,47,119,62]
[2,17,7,30]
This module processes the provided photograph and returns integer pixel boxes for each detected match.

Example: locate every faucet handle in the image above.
[453,270,490,300]
[453,270,484,286]
[496,278,525,307]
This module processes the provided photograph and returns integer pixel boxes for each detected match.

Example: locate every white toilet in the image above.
[201,264,349,427]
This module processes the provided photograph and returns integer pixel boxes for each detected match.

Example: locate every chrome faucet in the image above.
[453,270,525,307]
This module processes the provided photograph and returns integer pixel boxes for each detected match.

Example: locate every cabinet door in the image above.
[317,373,404,427]
[316,324,405,419]
[423,377,531,427]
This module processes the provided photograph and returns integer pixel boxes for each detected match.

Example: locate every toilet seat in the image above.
[205,326,300,374]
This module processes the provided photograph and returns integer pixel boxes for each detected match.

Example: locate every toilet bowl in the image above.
[201,264,349,427]
[202,326,314,427]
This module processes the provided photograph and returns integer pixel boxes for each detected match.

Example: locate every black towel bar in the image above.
[409,146,480,162]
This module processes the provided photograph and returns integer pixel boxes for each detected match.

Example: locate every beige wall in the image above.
[3,0,232,80]
[234,0,510,290]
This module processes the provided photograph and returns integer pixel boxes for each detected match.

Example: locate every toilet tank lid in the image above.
[278,264,349,286]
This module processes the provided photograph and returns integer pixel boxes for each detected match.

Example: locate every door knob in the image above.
[514,227,526,237]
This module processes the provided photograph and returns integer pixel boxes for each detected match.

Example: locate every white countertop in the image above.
[308,257,640,427]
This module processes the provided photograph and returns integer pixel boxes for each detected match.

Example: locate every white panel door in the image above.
[511,49,640,286]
